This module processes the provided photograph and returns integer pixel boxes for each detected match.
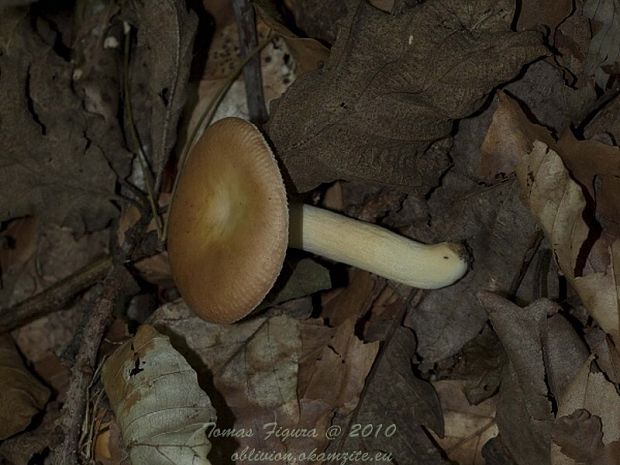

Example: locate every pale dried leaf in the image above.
[515,141,620,347]
[102,325,216,465]
[431,380,498,465]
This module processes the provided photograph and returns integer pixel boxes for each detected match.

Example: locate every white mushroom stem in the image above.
[288,204,468,289]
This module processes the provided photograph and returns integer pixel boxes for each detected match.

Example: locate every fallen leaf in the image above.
[268,0,546,193]
[0,402,60,465]
[283,0,348,44]
[0,16,118,231]
[431,380,499,465]
[517,0,573,42]
[478,293,555,465]
[102,325,216,465]
[552,409,606,465]
[583,0,620,86]
[515,140,620,348]
[329,324,448,464]
[551,356,620,465]
[151,300,382,463]
[556,356,620,446]
[124,0,198,190]
[255,1,330,76]
[0,335,50,440]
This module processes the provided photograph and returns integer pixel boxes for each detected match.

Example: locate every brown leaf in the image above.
[431,380,498,465]
[480,91,554,182]
[268,0,546,193]
[517,0,573,42]
[150,303,303,462]
[557,356,620,446]
[556,131,620,238]
[406,178,541,363]
[329,325,448,464]
[125,0,198,190]
[552,409,605,464]
[478,293,555,465]
[0,335,50,440]
[515,139,620,348]
[0,17,118,231]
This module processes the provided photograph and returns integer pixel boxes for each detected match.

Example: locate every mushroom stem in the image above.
[288,203,468,289]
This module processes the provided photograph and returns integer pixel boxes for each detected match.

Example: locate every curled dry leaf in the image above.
[516,141,620,348]
[268,0,546,193]
[0,335,50,440]
[483,92,620,350]
[102,325,216,465]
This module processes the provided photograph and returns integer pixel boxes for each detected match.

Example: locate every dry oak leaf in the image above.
[0,335,50,440]
[102,325,216,465]
[267,0,546,193]
[0,13,118,232]
[515,140,620,348]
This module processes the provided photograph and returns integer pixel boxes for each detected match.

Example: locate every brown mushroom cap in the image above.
[167,117,288,323]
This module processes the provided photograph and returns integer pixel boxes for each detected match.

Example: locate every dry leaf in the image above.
[481,92,620,349]
[0,335,50,440]
[330,324,448,464]
[515,140,620,348]
[517,0,573,42]
[268,0,546,193]
[583,0,620,86]
[124,0,198,190]
[150,300,381,463]
[0,16,118,231]
[551,356,620,465]
[478,293,554,465]
[150,303,302,463]
[431,380,498,465]
[102,325,216,465]
[255,1,330,76]
[552,409,610,465]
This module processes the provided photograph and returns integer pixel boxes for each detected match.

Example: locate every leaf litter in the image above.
[2,1,620,465]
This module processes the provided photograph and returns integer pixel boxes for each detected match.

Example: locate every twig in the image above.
[0,257,112,334]
[49,213,150,465]
[232,0,268,124]
[49,265,133,465]
[0,234,162,335]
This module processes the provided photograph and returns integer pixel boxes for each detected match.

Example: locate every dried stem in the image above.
[49,213,150,465]
[232,0,268,124]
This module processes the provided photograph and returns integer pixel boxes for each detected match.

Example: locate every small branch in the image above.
[0,257,112,334]
[49,212,151,465]
[232,0,268,124]
[49,264,136,465]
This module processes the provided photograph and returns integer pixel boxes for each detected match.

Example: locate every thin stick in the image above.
[49,213,150,465]
[0,257,112,334]
[232,0,268,124]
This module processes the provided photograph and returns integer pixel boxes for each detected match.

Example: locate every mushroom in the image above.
[167,117,468,323]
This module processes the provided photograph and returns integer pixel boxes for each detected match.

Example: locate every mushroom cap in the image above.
[167,117,288,324]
